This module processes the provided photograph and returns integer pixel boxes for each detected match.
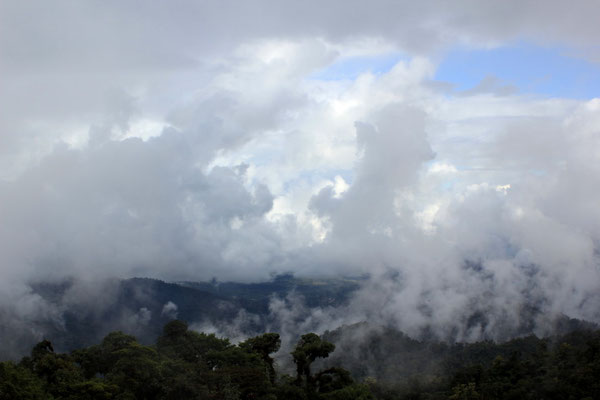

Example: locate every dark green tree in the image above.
[0,361,46,400]
[240,332,281,384]
[291,333,336,398]
[105,342,163,400]
[157,319,231,364]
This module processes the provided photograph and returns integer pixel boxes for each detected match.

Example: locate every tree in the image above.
[21,339,86,399]
[292,333,336,395]
[0,321,377,400]
[105,342,163,400]
[0,361,45,400]
[449,382,479,400]
[240,333,281,384]
[97,331,137,375]
[157,319,231,364]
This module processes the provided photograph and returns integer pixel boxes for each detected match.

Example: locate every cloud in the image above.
[1,0,600,355]
[161,301,179,319]
[459,75,519,97]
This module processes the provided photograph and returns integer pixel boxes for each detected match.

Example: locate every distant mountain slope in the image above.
[31,277,237,353]
[178,273,362,313]
[23,274,597,364]
[321,318,599,384]
[29,275,361,355]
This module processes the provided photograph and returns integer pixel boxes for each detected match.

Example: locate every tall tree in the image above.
[240,333,281,384]
[292,333,335,393]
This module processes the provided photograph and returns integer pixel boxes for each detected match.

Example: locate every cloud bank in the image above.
[1,0,600,354]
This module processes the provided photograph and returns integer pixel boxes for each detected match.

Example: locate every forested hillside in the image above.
[24,276,590,362]
[322,323,600,399]
[23,276,361,358]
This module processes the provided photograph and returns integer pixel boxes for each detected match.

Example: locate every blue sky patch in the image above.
[435,43,600,99]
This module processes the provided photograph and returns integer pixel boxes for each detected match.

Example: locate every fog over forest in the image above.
[1,1,600,357]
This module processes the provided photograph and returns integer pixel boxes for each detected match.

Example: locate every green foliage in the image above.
[0,361,45,400]
[71,344,102,379]
[157,319,231,363]
[275,375,308,400]
[158,358,210,399]
[22,338,87,399]
[105,342,163,399]
[319,383,374,400]
[449,383,479,400]
[7,320,599,400]
[240,333,281,384]
[0,325,364,400]
[288,333,366,399]
[314,367,353,393]
[292,332,336,390]
[442,330,600,400]
[60,379,120,400]
[323,324,600,400]
[97,331,138,375]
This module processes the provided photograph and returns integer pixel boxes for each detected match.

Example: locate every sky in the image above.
[1,0,600,349]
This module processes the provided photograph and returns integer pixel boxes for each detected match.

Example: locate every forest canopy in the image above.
[0,320,371,400]
[1,320,599,399]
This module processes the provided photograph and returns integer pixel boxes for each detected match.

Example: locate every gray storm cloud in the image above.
[1,0,600,356]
